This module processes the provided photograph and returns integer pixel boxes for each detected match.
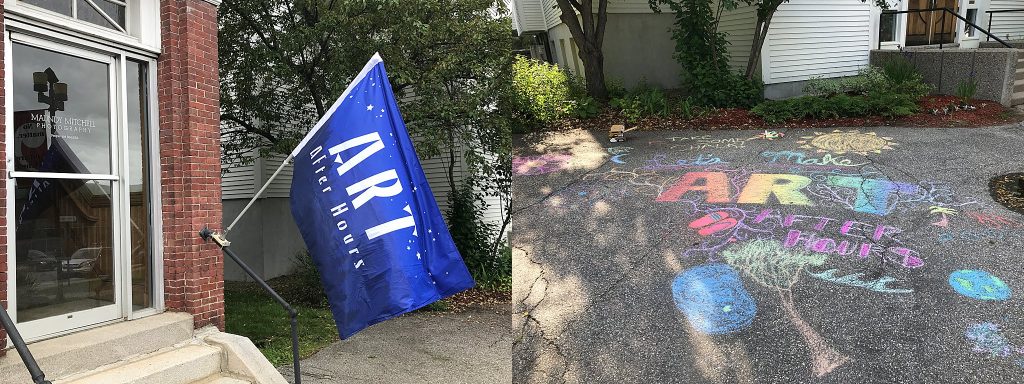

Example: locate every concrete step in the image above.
[0,312,195,383]
[1016,69,1024,82]
[58,344,222,384]
[192,374,254,384]
[1015,82,1024,93]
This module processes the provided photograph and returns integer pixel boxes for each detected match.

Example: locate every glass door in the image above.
[8,37,123,340]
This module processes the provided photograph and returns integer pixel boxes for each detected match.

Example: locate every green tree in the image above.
[219,0,513,258]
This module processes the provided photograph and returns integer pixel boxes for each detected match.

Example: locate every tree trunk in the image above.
[744,20,766,80]
[778,289,851,377]
[580,47,608,100]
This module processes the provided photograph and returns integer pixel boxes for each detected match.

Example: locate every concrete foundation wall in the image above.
[601,13,680,89]
[222,198,307,281]
[763,79,812,100]
[870,48,1020,106]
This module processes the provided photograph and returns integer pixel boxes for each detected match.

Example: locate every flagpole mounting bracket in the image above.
[199,226,231,247]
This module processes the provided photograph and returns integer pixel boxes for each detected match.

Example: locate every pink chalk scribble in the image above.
[513,154,573,176]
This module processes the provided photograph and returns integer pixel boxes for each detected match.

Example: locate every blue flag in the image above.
[289,54,475,339]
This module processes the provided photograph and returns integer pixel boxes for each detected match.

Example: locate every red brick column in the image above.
[0,13,8,357]
[158,0,224,330]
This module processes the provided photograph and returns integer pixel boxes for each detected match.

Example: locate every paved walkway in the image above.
[280,303,510,383]
[513,126,1024,383]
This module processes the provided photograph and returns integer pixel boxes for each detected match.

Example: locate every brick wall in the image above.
[158,0,225,330]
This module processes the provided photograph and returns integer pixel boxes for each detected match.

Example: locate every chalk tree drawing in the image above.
[796,130,898,155]
[672,264,757,335]
[949,270,1011,301]
[721,239,851,377]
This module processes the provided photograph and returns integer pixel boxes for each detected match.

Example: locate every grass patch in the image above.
[224,278,338,366]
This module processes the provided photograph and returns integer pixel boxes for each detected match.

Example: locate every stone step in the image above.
[58,344,222,384]
[0,312,195,383]
[1016,69,1024,82]
[1015,82,1024,93]
[1013,91,1024,105]
[192,374,254,384]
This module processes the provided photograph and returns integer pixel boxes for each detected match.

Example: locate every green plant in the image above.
[878,57,932,99]
[511,57,576,125]
[283,250,328,307]
[805,66,888,97]
[687,64,764,107]
[446,184,508,291]
[751,92,917,124]
[955,78,978,103]
[610,85,670,121]
[572,96,601,119]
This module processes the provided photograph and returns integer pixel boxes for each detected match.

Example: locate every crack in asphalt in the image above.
[512,158,612,216]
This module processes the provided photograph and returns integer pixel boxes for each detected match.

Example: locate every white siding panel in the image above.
[763,0,874,84]
[719,3,759,72]
[607,0,656,13]
[221,162,256,200]
[262,155,295,198]
[989,1,1024,41]
[543,0,561,29]
[511,0,548,33]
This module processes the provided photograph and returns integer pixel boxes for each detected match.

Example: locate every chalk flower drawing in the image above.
[928,206,958,227]
[722,239,851,377]
[796,130,897,155]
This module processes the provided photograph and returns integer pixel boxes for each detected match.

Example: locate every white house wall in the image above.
[718,2,759,73]
[762,0,875,85]
[509,0,547,33]
[989,0,1024,41]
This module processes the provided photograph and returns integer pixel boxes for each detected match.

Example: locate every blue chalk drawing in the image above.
[672,264,756,335]
[949,270,1011,301]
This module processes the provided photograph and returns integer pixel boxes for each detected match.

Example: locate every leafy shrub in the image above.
[675,96,711,119]
[509,57,576,131]
[572,96,600,119]
[879,57,932,99]
[955,78,978,103]
[752,92,918,124]
[805,66,888,97]
[610,84,670,121]
[687,64,763,108]
[277,250,328,307]
[445,184,508,291]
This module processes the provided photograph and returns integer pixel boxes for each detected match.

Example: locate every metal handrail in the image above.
[879,7,1012,49]
[986,9,1024,42]
[0,305,52,384]
[200,227,302,384]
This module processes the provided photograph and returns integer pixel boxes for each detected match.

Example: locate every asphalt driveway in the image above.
[512,125,1024,383]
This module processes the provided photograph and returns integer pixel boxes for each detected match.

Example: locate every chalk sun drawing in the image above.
[722,240,851,377]
[796,130,897,155]
[672,264,757,335]
[949,270,1011,301]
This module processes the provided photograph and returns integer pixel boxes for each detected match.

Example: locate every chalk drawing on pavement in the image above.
[513,154,572,175]
[672,264,757,335]
[807,269,913,294]
[949,270,1011,301]
[965,322,1024,369]
[796,130,897,155]
[929,206,958,227]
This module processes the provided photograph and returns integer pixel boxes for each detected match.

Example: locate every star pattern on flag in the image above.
[367,104,374,111]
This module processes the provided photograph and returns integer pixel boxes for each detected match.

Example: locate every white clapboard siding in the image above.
[510,0,548,33]
[607,0,657,13]
[762,0,873,84]
[261,154,294,198]
[221,160,256,200]
[989,1,1024,41]
[718,3,758,72]
[543,0,561,29]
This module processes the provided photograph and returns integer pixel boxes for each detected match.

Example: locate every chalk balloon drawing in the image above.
[796,130,897,155]
[949,270,1011,301]
[672,264,757,335]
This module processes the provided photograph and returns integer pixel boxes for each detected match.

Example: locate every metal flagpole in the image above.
[223,154,294,236]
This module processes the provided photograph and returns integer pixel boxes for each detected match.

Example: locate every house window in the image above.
[880,12,898,42]
[965,8,978,37]
[21,0,127,33]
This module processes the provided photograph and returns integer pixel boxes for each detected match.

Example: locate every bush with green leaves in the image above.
[879,57,932,99]
[686,64,763,108]
[510,57,575,127]
[445,184,508,291]
[610,85,670,121]
[805,66,888,97]
[752,92,918,124]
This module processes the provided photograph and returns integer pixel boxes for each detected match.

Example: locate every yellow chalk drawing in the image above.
[796,130,897,155]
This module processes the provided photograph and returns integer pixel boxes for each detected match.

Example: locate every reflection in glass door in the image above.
[10,39,121,339]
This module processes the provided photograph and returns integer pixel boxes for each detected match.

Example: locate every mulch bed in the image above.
[550,95,1023,132]
[439,287,511,313]
[990,173,1024,215]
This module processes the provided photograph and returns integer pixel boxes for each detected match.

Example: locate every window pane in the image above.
[966,9,978,37]
[22,0,72,17]
[76,0,126,31]
[13,43,112,174]
[880,13,897,42]
[16,180,115,322]
[127,60,152,310]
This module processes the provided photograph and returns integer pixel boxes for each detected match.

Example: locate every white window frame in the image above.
[3,0,161,54]
[4,23,164,343]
